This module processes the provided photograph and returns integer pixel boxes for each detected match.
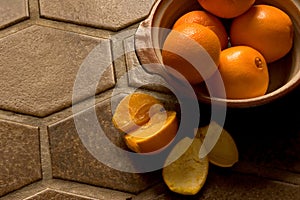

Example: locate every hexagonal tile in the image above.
[48,94,162,194]
[0,119,41,197]
[0,25,115,117]
[39,0,156,31]
[0,0,29,29]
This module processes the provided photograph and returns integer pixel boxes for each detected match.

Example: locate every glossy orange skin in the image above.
[218,46,269,99]
[162,23,221,85]
[197,0,255,18]
[173,10,228,49]
[230,5,294,63]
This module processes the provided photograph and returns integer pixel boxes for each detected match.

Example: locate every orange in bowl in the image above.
[230,4,294,63]
[197,0,255,18]
[162,23,221,85]
[218,46,269,99]
[173,10,228,49]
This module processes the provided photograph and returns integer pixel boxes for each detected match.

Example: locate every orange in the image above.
[173,10,228,49]
[196,121,239,168]
[162,23,221,85]
[112,92,179,153]
[197,0,255,18]
[218,46,269,99]
[112,93,162,133]
[230,5,294,63]
[162,137,209,195]
[124,110,178,153]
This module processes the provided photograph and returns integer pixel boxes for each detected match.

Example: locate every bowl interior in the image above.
[149,0,300,107]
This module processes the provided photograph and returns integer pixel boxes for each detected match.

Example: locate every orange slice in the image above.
[163,137,209,195]
[124,110,178,153]
[197,121,239,167]
[112,93,162,133]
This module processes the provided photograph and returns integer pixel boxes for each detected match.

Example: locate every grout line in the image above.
[39,126,53,180]
[35,18,112,39]
[28,0,40,21]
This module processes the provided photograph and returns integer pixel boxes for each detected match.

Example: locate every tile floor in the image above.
[0,0,299,199]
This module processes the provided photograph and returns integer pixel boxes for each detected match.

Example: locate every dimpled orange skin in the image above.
[230,5,294,63]
[218,46,269,99]
[197,0,255,18]
[162,23,221,85]
[173,10,228,49]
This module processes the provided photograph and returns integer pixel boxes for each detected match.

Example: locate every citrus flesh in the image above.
[124,110,178,153]
[112,93,162,133]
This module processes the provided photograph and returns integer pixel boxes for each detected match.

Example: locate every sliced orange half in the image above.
[112,92,162,133]
[124,110,178,153]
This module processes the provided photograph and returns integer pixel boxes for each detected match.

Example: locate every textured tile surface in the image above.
[133,169,300,200]
[0,25,114,117]
[39,0,155,31]
[48,95,160,193]
[45,179,133,200]
[124,36,171,93]
[0,179,133,200]
[26,189,97,200]
[0,0,29,29]
[0,0,299,199]
[0,119,41,197]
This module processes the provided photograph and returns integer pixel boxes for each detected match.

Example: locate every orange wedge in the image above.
[124,110,178,153]
[197,121,239,167]
[112,93,162,133]
[163,137,209,195]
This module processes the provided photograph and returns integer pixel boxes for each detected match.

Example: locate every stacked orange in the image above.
[162,0,294,99]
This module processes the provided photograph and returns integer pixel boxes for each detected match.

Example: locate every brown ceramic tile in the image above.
[46,179,133,200]
[0,0,29,29]
[0,179,133,200]
[0,25,115,117]
[0,181,47,200]
[48,94,162,194]
[25,189,97,200]
[0,119,41,197]
[39,0,156,31]
[124,36,172,93]
[133,169,300,200]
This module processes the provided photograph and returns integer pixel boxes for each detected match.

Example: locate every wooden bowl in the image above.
[135,0,300,107]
